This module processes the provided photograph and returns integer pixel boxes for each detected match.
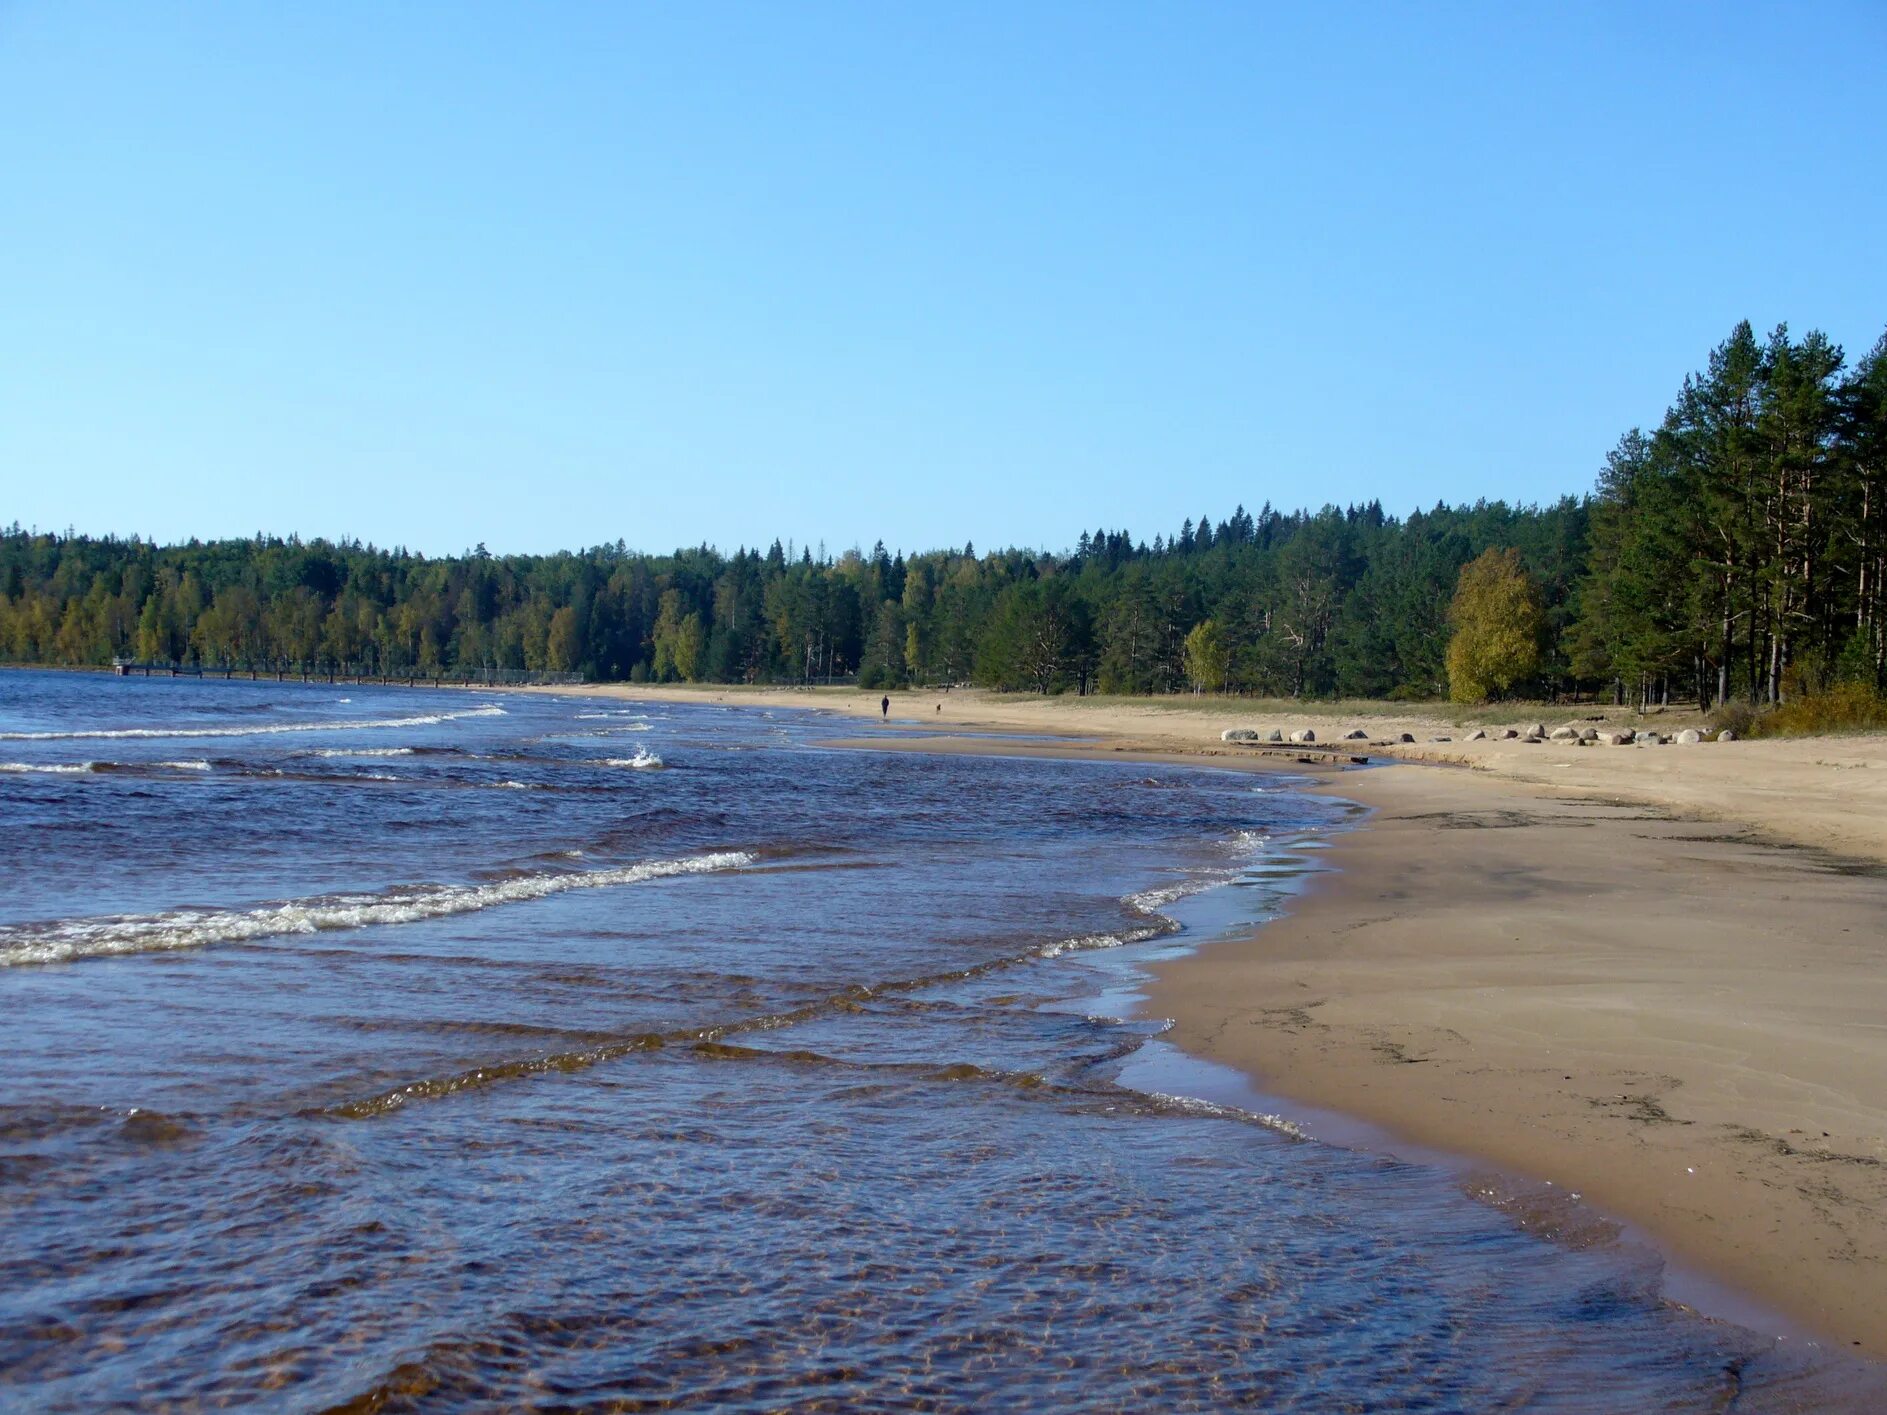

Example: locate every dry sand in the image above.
[550,683,1887,1356]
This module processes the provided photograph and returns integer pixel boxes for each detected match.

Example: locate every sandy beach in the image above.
[549,683,1887,1358]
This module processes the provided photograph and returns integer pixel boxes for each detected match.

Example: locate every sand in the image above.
[547,683,1887,1356]
[1144,766,1887,1360]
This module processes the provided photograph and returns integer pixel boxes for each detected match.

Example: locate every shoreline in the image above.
[1143,766,1887,1361]
[553,683,1887,1364]
[24,670,1882,1361]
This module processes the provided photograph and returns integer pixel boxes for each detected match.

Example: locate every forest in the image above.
[4,321,1884,709]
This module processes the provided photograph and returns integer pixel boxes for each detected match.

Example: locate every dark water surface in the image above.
[1,670,1877,1411]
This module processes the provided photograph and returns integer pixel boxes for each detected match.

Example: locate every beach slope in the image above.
[1145,764,1887,1356]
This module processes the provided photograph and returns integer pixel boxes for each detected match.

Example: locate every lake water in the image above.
[0,669,1874,1411]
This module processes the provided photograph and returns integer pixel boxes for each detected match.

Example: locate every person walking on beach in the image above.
[881,695,890,720]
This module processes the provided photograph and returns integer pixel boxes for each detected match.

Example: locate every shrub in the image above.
[1756,682,1887,737]
[1707,698,1761,738]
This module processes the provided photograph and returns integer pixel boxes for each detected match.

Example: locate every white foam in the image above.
[1035,923,1168,959]
[1124,878,1218,912]
[302,747,416,758]
[0,850,754,967]
[1141,1091,1307,1139]
[0,705,506,743]
[3,758,213,774]
[575,711,649,721]
[600,749,663,770]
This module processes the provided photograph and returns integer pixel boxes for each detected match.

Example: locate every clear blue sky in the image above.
[3,3,1884,558]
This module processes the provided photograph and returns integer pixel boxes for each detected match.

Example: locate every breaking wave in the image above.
[301,747,416,758]
[1035,922,1173,959]
[3,758,214,776]
[0,850,754,967]
[600,749,663,770]
[0,705,507,743]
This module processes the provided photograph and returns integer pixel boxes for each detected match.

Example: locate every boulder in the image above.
[1498,728,1520,740]
[1636,731,1662,746]
[1343,728,1369,741]
[1289,728,1317,744]
[1675,728,1703,745]
[1717,729,1738,742]
[1578,727,1600,742]
[1549,725,1579,741]
[1602,730,1634,745]
[1220,728,1260,742]
[1465,728,1487,742]
[1524,723,1546,740]
[1266,729,1284,742]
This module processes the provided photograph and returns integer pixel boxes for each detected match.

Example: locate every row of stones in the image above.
[1220,724,1736,747]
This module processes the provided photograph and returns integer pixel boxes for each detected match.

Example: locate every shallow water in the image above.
[0,670,1877,1411]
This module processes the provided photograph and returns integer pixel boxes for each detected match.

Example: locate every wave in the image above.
[0,850,754,968]
[1034,922,1173,958]
[0,705,507,743]
[1120,829,1276,915]
[1135,1091,1307,1139]
[600,749,663,770]
[1123,880,1215,912]
[300,747,416,758]
[3,758,216,776]
[574,711,649,721]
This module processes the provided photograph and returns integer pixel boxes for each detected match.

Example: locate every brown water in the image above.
[2,671,1880,1411]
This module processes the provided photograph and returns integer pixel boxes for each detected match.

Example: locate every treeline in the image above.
[4,321,1882,707]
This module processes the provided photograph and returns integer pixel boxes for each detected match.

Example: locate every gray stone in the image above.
[1399,732,1416,744]
[1266,729,1284,742]
[1288,728,1317,744]
[1636,731,1662,746]
[1675,728,1703,744]
[1524,723,1546,740]
[1602,730,1634,745]
[1717,729,1738,742]
[1465,728,1487,741]
[1343,728,1369,740]
[1578,727,1600,742]
[1220,728,1260,742]
[1550,725,1579,741]
[1498,728,1520,740]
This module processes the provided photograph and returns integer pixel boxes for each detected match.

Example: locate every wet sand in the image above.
[1144,765,1887,1360]
[550,683,1887,1358]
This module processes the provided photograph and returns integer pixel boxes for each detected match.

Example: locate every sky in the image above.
[3,3,1884,559]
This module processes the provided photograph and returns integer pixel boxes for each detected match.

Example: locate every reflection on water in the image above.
[0,672,1876,1411]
